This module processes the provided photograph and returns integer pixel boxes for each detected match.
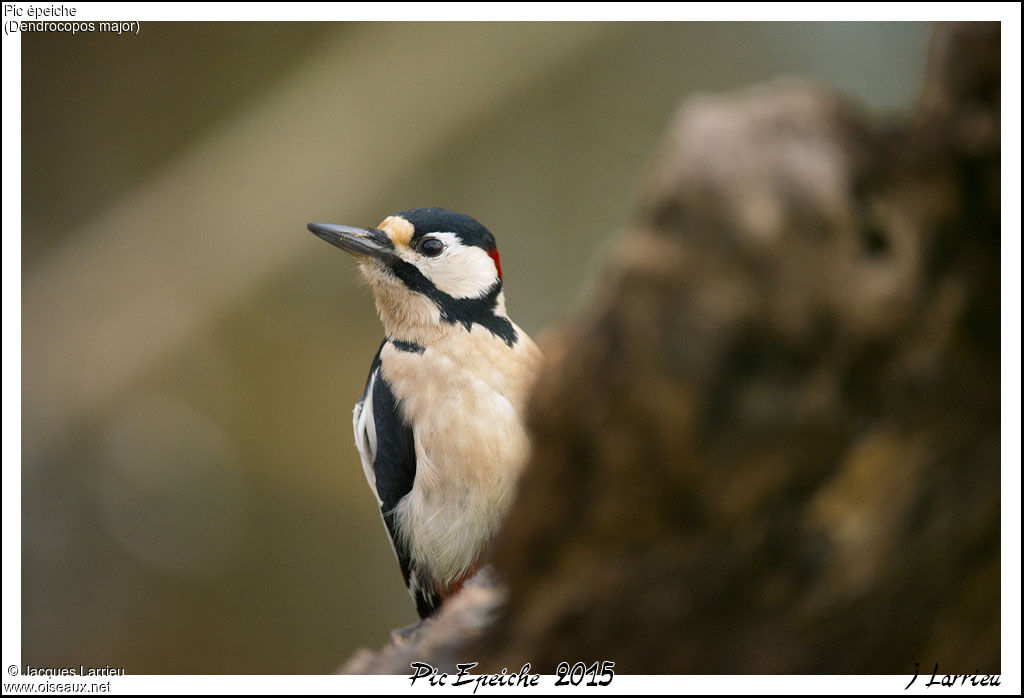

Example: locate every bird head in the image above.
[309,208,515,344]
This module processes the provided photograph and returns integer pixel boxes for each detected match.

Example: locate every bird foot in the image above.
[390,620,426,646]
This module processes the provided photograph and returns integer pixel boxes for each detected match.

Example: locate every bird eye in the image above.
[420,238,445,257]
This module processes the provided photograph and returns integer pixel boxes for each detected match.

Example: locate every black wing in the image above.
[364,343,441,618]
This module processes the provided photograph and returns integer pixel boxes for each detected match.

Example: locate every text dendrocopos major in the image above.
[308,208,542,619]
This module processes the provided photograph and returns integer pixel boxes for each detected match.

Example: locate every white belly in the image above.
[379,331,535,588]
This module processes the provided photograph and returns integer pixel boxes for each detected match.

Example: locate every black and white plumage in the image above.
[309,208,541,619]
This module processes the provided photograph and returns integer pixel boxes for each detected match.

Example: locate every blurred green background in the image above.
[21,22,931,674]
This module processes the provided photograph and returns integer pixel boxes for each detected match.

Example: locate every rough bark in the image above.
[343,22,1001,674]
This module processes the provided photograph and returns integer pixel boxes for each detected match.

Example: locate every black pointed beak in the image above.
[307,222,397,262]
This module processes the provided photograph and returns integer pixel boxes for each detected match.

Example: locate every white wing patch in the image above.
[353,362,412,589]
[353,368,382,507]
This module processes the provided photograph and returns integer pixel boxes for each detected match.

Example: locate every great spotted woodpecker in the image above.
[308,208,541,619]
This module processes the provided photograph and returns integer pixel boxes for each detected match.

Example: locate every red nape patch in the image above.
[486,247,503,280]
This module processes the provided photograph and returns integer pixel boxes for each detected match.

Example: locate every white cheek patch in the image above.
[412,232,498,299]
